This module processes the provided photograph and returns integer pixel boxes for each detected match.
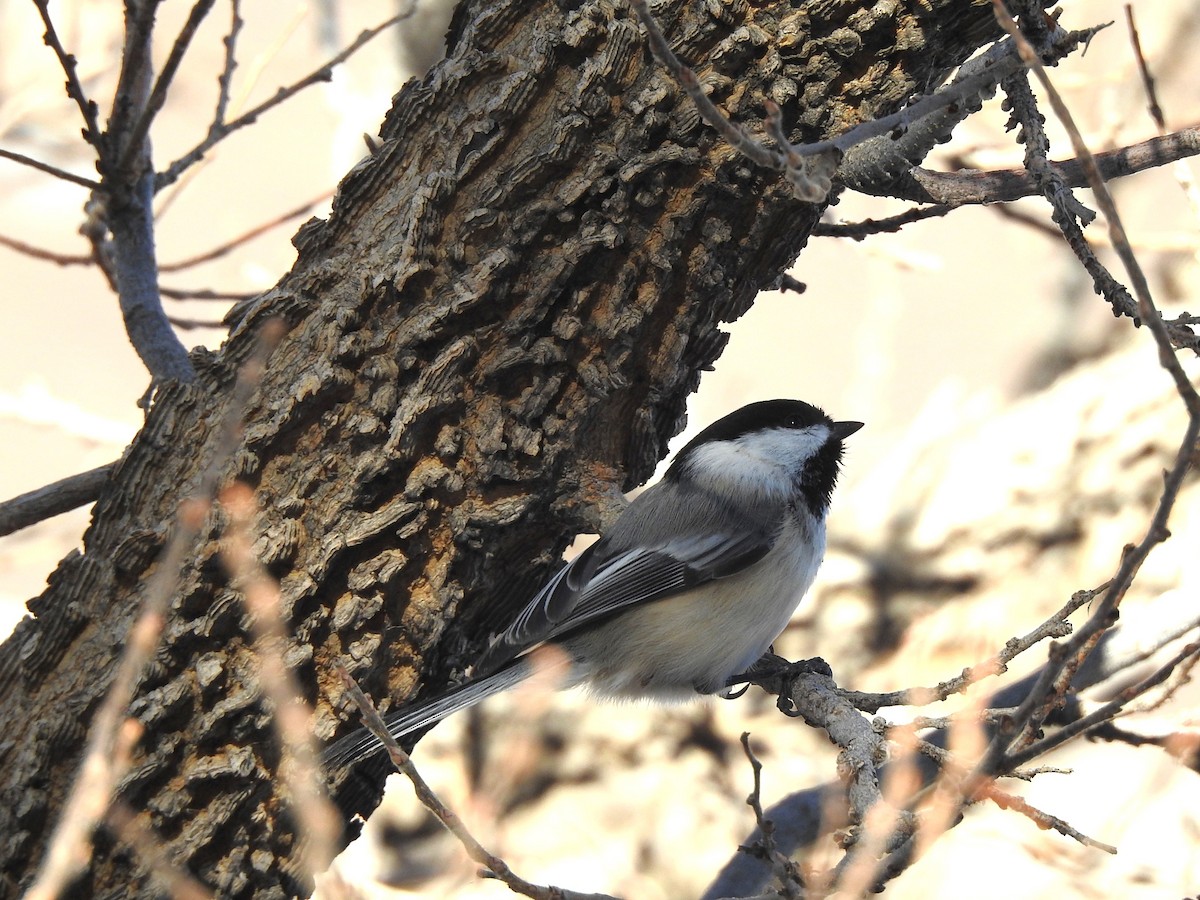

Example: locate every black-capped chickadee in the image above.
[325,399,861,771]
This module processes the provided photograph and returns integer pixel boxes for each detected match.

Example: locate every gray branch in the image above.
[702,596,1200,899]
[104,0,196,384]
[837,38,1024,194]
[893,127,1200,205]
[0,463,116,538]
[110,169,196,383]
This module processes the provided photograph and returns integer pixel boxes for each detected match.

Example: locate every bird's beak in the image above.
[830,420,864,440]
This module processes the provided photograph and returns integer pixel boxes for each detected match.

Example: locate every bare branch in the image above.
[213,0,244,130]
[115,0,219,179]
[994,0,1200,406]
[1124,6,1200,244]
[630,0,1110,207]
[871,127,1200,206]
[1125,6,1165,131]
[837,37,1029,194]
[24,327,280,898]
[842,584,1101,714]
[31,0,103,148]
[997,70,1149,352]
[738,734,804,899]
[109,170,197,382]
[973,8,1200,763]
[0,232,93,266]
[333,663,619,900]
[706,595,1200,898]
[1008,637,1200,768]
[742,657,889,829]
[157,10,410,191]
[104,0,196,383]
[105,0,159,159]
[979,784,1117,853]
[0,147,100,190]
[0,463,117,538]
[812,204,954,239]
[220,483,341,879]
[162,286,255,302]
[159,193,330,273]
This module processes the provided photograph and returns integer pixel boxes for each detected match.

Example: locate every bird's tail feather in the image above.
[323,657,536,771]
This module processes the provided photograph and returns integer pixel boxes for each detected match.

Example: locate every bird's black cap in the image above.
[673,399,852,458]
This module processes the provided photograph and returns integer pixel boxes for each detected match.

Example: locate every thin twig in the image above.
[24,327,281,899]
[162,286,256,301]
[0,232,93,266]
[115,0,219,178]
[1124,6,1165,130]
[157,11,409,191]
[159,193,330,273]
[1124,6,1200,242]
[813,205,954,239]
[843,584,1103,713]
[220,483,341,878]
[31,0,103,147]
[214,0,245,130]
[0,147,100,189]
[979,784,1116,853]
[1008,638,1200,769]
[167,316,232,330]
[332,663,619,900]
[739,734,803,898]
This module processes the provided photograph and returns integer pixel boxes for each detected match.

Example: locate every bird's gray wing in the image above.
[473,488,780,673]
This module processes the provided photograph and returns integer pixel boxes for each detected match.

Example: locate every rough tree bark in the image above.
[0,0,1008,896]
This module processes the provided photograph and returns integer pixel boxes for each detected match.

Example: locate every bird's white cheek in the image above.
[683,425,830,502]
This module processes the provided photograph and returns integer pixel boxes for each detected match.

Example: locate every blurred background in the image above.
[1,1,1198,897]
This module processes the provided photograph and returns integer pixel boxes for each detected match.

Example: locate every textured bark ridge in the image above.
[0,1,999,896]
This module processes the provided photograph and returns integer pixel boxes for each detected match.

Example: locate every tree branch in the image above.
[0,232,93,266]
[159,193,329,273]
[334,664,620,900]
[31,0,103,148]
[103,0,197,383]
[872,127,1200,206]
[704,596,1200,898]
[0,464,118,538]
[114,0,219,179]
[24,327,279,898]
[0,147,100,190]
[155,10,410,191]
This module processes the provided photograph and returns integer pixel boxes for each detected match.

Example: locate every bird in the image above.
[325,399,861,772]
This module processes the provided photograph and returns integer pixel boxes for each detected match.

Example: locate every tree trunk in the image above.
[0,0,1002,895]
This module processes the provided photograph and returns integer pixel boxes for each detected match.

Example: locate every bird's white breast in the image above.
[565,512,826,700]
